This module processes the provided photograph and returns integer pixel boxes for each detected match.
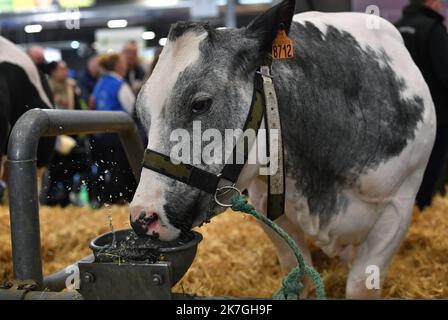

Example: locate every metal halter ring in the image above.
[214,186,242,208]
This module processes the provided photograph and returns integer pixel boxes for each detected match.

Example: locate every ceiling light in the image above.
[71,41,80,49]
[107,19,128,29]
[142,31,156,40]
[24,24,43,33]
[158,38,167,46]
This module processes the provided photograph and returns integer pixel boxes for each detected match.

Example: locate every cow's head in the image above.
[130,0,295,241]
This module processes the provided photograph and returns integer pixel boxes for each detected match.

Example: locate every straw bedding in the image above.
[0,195,447,298]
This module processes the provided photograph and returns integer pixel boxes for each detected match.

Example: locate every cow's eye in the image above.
[191,98,212,115]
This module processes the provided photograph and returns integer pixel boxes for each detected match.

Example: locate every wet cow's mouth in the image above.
[131,212,161,239]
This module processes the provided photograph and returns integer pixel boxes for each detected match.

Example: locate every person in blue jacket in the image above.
[91,53,138,206]
[93,54,136,114]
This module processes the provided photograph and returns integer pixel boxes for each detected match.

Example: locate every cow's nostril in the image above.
[131,218,147,236]
[144,213,159,224]
[130,210,160,237]
[139,212,147,220]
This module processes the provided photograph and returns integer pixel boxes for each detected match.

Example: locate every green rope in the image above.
[231,195,325,300]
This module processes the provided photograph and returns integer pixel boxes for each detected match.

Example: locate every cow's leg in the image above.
[248,180,313,297]
[345,173,421,299]
[261,214,312,272]
[248,179,312,270]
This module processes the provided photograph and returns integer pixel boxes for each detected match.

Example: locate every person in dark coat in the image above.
[396,0,448,209]
[122,41,146,95]
[77,56,99,110]
[42,60,85,207]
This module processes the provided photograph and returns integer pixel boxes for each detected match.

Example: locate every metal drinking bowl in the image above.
[89,229,203,285]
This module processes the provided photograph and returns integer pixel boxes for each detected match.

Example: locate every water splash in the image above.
[106,204,117,248]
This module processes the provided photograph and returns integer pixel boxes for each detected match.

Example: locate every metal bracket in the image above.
[1,280,39,291]
[77,261,173,300]
[0,280,40,300]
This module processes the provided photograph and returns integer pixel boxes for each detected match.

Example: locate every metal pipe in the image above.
[7,109,144,288]
[8,109,144,181]
[225,0,237,28]
[0,289,83,300]
[43,255,94,292]
[42,269,71,293]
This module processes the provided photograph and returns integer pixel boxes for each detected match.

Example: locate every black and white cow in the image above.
[0,36,55,181]
[131,1,436,298]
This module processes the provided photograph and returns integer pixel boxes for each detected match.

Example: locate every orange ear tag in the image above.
[272,29,294,60]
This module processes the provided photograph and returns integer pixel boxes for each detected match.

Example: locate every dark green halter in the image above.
[142,67,285,221]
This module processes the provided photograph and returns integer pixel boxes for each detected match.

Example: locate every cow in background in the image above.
[0,36,56,201]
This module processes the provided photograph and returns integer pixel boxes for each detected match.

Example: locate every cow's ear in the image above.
[246,0,296,54]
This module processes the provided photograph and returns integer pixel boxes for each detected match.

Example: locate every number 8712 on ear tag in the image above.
[272,29,294,60]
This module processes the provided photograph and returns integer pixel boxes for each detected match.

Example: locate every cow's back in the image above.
[291,12,434,120]
[273,12,435,221]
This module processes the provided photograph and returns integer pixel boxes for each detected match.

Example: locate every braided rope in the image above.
[231,195,325,300]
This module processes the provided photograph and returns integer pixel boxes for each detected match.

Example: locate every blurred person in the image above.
[43,60,85,207]
[48,60,80,110]
[396,0,448,209]
[122,40,146,94]
[91,53,138,206]
[26,46,47,72]
[94,54,135,113]
[77,56,99,110]
[26,46,45,65]
[25,46,54,104]
[0,180,5,204]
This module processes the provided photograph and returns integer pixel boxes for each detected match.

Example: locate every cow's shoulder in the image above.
[292,12,403,47]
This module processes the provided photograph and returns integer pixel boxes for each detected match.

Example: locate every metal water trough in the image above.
[0,109,203,300]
